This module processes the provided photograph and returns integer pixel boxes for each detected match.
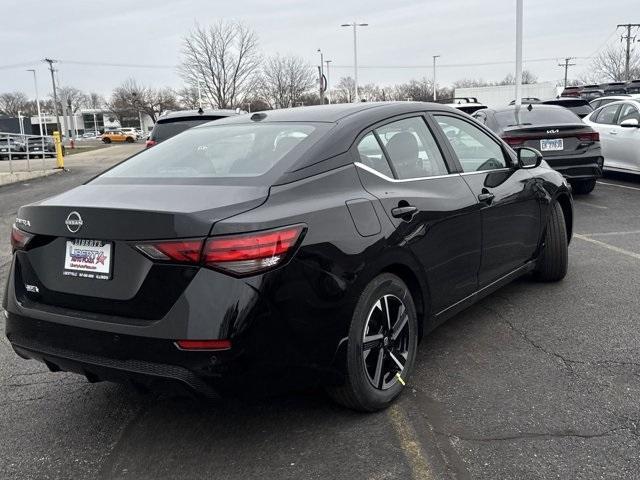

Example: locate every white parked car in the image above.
[583,100,640,174]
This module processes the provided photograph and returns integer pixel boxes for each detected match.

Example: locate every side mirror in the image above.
[620,118,640,128]
[516,147,543,169]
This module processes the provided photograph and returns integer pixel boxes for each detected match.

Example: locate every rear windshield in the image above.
[151,117,225,142]
[101,122,319,179]
[495,107,580,127]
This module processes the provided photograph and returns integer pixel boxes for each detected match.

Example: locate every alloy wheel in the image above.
[362,294,411,390]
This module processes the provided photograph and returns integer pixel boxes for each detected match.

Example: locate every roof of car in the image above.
[485,104,569,114]
[157,109,241,122]
[208,102,459,126]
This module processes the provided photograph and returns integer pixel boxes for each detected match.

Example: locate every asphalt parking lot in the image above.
[1,148,639,480]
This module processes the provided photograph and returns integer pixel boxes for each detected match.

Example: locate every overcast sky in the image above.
[0,0,636,98]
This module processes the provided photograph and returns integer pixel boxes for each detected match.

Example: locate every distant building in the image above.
[27,109,154,137]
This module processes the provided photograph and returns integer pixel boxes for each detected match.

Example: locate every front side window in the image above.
[618,103,640,123]
[375,117,449,179]
[435,115,508,172]
[101,123,316,179]
[593,104,620,124]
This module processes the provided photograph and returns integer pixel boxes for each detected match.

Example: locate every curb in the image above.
[0,169,60,187]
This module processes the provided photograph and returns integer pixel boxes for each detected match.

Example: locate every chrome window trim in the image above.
[460,167,512,176]
[354,162,458,182]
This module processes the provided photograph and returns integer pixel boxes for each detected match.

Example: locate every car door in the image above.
[354,115,481,312]
[613,102,640,172]
[588,103,623,169]
[431,113,541,287]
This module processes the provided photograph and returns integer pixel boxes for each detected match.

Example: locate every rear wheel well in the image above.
[555,194,573,243]
[380,264,426,341]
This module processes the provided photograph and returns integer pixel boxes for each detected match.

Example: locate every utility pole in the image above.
[617,24,640,81]
[43,58,62,135]
[558,57,576,87]
[432,55,441,101]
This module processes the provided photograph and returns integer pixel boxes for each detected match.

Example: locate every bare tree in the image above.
[108,79,180,123]
[500,70,538,85]
[258,54,316,108]
[56,86,89,113]
[591,45,640,82]
[87,92,106,109]
[333,76,356,103]
[179,20,261,109]
[177,86,201,109]
[0,92,29,116]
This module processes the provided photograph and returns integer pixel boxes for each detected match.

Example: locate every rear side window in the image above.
[618,103,640,123]
[151,118,224,142]
[101,123,316,178]
[593,104,620,124]
[375,117,449,179]
[356,132,393,178]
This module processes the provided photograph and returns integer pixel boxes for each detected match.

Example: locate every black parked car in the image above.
[473,104,602,194]
[540,98,593,118]
[146,108,242,148]
[26,137,63,157]
[0,138,26,159]
[5,102,573,411]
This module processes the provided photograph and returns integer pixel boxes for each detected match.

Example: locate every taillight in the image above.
[502,136,527,147]
[135,225,305,276]
[10,224,33,251]
[175,339,231,351]
[136,239,203,263]
[577,131,599,142]
[203,225,305,275]
[145,139,157,148]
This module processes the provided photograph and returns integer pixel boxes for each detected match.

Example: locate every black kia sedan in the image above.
[4,102,573,411]
[473,104,603,194]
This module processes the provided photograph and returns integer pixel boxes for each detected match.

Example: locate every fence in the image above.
[0,132,57,175]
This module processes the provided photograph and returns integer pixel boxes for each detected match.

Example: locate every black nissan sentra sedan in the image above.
[4,102,573,411]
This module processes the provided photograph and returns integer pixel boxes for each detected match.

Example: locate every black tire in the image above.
[125,137,134,143]
[102,137,111,144]
[571,179,596,195]
[326,273,418,412]
[534,202,568,282]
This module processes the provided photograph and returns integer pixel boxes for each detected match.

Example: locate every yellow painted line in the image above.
[597,181,640,192]
[574,234,640,260]
[388,404,434,480]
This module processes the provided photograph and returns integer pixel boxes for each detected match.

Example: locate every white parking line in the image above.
[576,202,608,210]
[597,181,640,192]
[574,234,640,260]
[581,230,640,237]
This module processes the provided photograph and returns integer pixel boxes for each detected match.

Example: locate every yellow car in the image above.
[101,131,136,144]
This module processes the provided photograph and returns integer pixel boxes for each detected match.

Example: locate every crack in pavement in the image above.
[483,302,640,375]
[443,426,632,443]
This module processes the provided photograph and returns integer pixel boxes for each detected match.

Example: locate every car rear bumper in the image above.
[545,155,604,180]
[3,254,349,395]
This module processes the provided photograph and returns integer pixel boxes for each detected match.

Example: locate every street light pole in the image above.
[432,55,441,101]
[325,59,332,104]
[317,48,324,104]
[341,21,368,102]
[27,69,44,136]
[514,0,524,108]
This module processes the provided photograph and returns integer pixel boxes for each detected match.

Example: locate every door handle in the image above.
[478,192,495,203]
[610,130,618,135]
[391,205,418,219]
